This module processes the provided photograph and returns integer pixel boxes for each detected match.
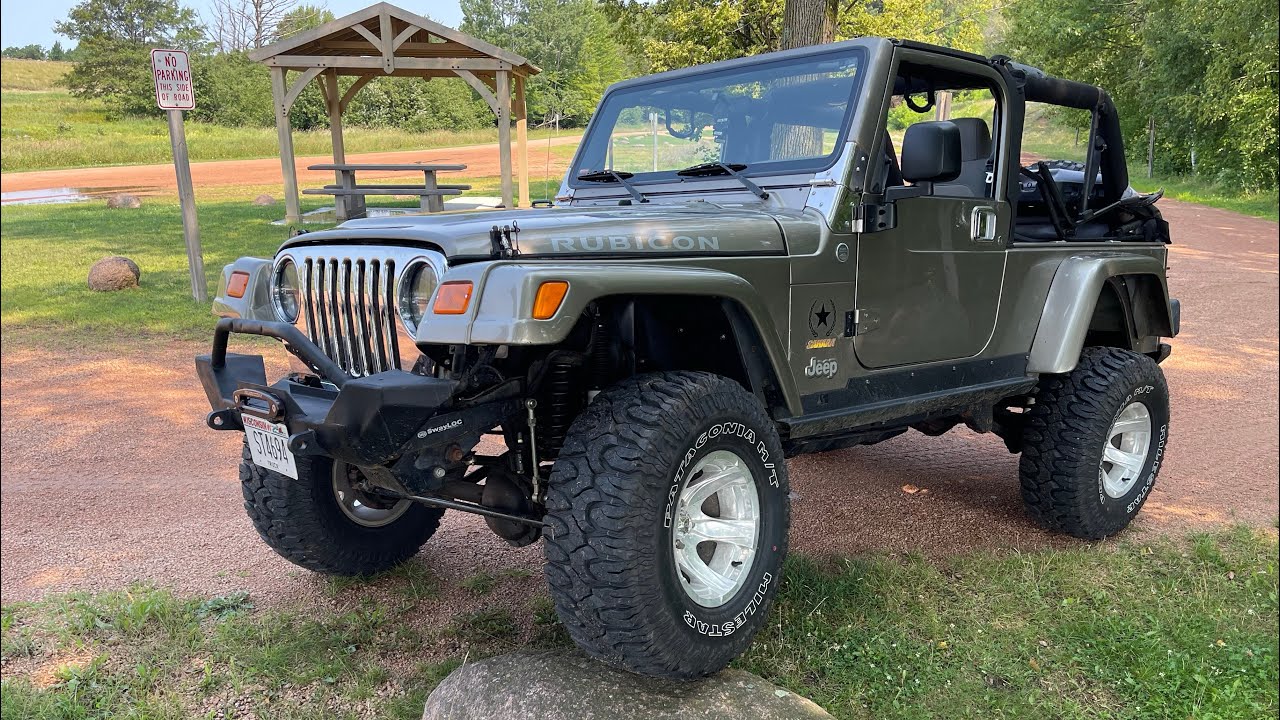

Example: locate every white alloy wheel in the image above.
[671,449,761,607]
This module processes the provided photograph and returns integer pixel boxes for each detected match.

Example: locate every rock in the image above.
[106,193,141,209]
[87,256,141,291]
[421,650,832,720]
[252,194,277,206]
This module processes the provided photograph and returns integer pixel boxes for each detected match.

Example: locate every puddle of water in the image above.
[1,186,162,206]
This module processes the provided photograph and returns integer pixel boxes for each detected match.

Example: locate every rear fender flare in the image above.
[1027,253,1176,375]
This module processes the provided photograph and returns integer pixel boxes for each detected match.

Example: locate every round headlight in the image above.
[398,260,439,333]
[272,258,301,323]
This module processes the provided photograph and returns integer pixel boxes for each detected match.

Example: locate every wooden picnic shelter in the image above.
[248,2,540,222]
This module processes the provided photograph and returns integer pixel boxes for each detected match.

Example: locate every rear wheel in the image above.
[239,441,444,576]
[543,371,790,679]
[1019,347,1170,539]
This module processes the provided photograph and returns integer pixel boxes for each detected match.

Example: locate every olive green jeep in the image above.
[198,38,1178,679]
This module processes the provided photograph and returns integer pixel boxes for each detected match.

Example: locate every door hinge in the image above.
[853,200,896,233]
[850,308,880,336]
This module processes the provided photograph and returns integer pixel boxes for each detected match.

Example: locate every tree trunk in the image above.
[771,0,839,159]
[781,0,837,50]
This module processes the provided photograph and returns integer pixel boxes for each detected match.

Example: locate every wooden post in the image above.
[422,170,441,212]
[167,109,206,302]
[324,70,348,220]
[934,90,952,121]
[271,67,301,224]
[514,74,530,208]
[496,69,514,208]
[1147,116,1155,179]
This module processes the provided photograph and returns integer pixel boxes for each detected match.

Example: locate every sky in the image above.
[0,0,465,50]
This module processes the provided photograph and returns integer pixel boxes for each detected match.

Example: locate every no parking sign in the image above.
[151,49,195,110]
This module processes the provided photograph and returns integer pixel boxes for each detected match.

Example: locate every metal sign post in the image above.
[151,48,205,302]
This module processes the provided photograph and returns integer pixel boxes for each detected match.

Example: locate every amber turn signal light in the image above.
[433,281,474,315]
[532,281,569,320]
[227,270,250,298]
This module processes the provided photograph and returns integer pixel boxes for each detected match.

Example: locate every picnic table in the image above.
[304,163,470,220]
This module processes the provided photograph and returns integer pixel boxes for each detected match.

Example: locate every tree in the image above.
[55,0,207,116]
[3,44,48,59]
[207,0,300,51]
[275,5,334,40]
[1001,0,1278,190]
[48,41,68,60]
[780,0,835,49]
[461,0,632,127]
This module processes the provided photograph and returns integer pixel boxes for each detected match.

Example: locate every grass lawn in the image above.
[0,58,72,91]
[2,529,1275,719]
[0,59,581,173]
[0,174,571,347]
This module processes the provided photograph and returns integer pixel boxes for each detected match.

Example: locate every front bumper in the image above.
[196,318,509,468]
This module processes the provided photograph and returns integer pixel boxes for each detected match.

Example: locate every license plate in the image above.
[242,413,298,479]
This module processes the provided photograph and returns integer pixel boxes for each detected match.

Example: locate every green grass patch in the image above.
[0,59,71,91]
[0,83,580,172]
[2,530,1275,719]
[0,177,564,348]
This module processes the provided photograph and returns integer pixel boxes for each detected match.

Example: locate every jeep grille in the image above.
[277,246,442,378]
[300,256,398,376]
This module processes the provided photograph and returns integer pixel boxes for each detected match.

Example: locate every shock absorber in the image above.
[589,315,613,391]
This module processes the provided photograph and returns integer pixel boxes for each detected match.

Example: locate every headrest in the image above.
[952,117,992,161]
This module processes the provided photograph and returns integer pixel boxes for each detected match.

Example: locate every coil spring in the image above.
[540,358,577,458]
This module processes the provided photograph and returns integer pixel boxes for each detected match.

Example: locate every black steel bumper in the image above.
[196,318,484,467]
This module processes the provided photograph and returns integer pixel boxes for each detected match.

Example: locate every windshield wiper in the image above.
[675,162,769,199]
[577,169,648,204]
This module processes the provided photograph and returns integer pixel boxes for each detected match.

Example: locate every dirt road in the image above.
[1,199,1276,609]
[0,136,581,194]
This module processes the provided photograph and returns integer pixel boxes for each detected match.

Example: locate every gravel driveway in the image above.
[2,199,1276,609]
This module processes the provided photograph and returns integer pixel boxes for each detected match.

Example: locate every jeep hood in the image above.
[281,204,790,260]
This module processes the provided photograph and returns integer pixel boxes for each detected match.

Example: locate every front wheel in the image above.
[239,441,444,576]
[1019,347,1171,539]
[543,372,790,679]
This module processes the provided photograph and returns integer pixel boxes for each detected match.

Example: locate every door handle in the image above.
[970,206,999,242]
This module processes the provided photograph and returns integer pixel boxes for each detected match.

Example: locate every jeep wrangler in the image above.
[198,38,1178,679]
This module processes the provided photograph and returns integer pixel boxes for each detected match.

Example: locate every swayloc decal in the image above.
[548,235,720,252]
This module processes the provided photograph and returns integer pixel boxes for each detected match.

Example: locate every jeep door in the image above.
[852,53,1012,369]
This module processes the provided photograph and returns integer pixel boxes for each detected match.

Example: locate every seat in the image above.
[947,117,993,197]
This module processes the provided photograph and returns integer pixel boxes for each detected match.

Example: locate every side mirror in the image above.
[900,121,962,184]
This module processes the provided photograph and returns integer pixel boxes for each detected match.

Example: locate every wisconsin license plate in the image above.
[242,413,298,479]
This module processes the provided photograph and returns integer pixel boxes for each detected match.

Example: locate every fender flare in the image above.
[1027,253,1176,375]
[419,262,801,414]
[211,257,273,320]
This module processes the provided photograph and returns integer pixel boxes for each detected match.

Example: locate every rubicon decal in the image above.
[548,235,720,252]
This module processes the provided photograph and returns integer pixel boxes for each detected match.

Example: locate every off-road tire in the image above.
[1020,347,1170,539]
[543,371,790,679]
[239,441,443,576]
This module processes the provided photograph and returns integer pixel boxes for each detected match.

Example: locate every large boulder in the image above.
[421,650,832,720]
[105,193,141,209]
[87,256,141,291]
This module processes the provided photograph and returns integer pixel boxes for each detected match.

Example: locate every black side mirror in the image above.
[900,121,962,184]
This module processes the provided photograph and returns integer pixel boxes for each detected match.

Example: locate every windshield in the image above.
[571,48,866,185]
